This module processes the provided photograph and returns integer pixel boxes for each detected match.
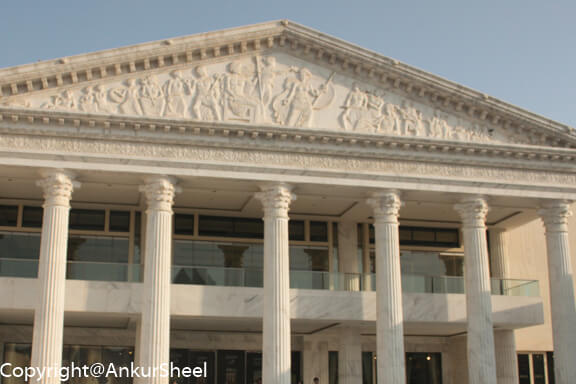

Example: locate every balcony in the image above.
[170,265,539,297]
[0,258,539,297]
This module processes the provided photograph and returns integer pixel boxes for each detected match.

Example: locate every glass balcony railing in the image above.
[0,258,540,297]
[66,261,142,282]
[0,258,38,278]
[370,274,539,297]
[172,265,263,287]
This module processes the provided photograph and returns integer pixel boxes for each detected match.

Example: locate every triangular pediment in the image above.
[1,21,574,149]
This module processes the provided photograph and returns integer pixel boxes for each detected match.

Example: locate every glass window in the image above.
[172,241,264,287]
[310,221,328,242]
[68,236,129,263]
[401,251,463,277]
[3,343,31,384]
[199,216,263,239]
[546,352,555,384]
[290,246,329,271]
[329,351,338,384]
[532,354,546,384]
[289,220,305,241]
[0,232,41,260]
[69,209,105,231]
[406,353,442,384]
[109,211,130,232]
[362,352,374,384]
[412,229,436,242]
[518,354,530,384]
[369,225,459,247]
[134,212,142,265]
[175,213,195,235]
[0,205,18,227]
[22,206,43,228]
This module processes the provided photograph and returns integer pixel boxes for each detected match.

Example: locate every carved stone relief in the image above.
[2,53,534,144]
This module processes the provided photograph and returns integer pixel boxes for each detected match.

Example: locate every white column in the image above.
[539,200,576,384]
[454,196,497,384]
[338,328,363,384]
[31,170,79,382]
[489,228,509,279]
[255,183,296,384]
[338,222,360,291]
[493,330,518,384]
[488,229,519,384]
[138,176,178,384]
[367,190,405,384]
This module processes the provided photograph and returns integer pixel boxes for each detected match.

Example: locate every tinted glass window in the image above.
[406,353,442,384]
[22,206,43,228]
[199,215,263,239]
[532,354,546,384]
[370,225,459,247]
[310,221,328,242]
[109,211,130,232]
[69,209,105,231]
[0,205,18,227]
[174,213,195,235]
[289,220,305,241]
[518,354,530,384]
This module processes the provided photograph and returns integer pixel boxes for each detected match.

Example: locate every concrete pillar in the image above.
[454,196,497,384]
[367,190,405,384]
[31,170,79,384]
[303,338,329,384]
[255,183,296,384]
[539,200,576,384]
[338,222,360,291]
[338,328,363,384]
[137,176,178,384]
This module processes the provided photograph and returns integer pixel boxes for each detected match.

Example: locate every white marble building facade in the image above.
[0,21,575,384]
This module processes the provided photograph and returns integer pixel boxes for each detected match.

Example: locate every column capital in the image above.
[367,190,402,224]
[255,183,296,219]
[139,176,180,212]
[539,200,573,231]
[455,196,489,228]
[37,169,80,207]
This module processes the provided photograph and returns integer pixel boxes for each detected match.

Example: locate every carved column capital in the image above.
[539,200,573,232]
[455,196,489,228]
[255,183,296,219]
[37,169,80,207]
[366,190,402,224]
[139,176,180,212]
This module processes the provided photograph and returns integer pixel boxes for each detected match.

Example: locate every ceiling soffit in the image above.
[0,21,574,151]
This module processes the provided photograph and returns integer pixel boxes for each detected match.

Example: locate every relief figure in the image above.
[163,70,190,118]
[191,66,222,121]
[223,61,259,122]
[138,76,165,116]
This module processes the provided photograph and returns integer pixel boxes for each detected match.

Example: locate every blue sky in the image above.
[1,1,575,127]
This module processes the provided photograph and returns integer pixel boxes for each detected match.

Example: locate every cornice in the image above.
[1,20,574,150]
[0,107,574,174]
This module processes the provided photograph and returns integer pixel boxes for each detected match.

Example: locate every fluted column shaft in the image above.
[489,229,509,279]
[493,330,518,384]
[138,176,178,384]
[367,191,405,384]
[31,170,79,384]
[256,183,296,384]
[455,197,497,384]
[488,229,519,384]
[539,200,576,384]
